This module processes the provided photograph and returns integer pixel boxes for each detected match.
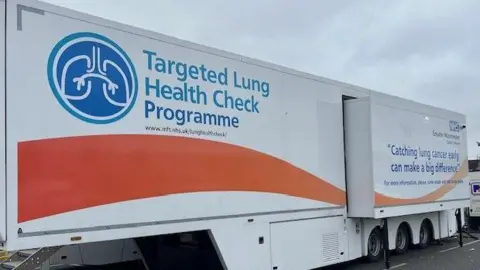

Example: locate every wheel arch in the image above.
[391,221,413,254]
[364,225,383,262]
[421,218,435,238]
[418,218,435,245]
[397,221,414,246]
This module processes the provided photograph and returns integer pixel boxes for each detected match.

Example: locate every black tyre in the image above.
[417,220,431,249]
[365,227,383,262]
[394,224,409,254]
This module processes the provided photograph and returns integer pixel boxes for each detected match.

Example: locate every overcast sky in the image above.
[41,0,480,158]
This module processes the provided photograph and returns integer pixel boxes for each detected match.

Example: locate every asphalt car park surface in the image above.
[321,232,480,270]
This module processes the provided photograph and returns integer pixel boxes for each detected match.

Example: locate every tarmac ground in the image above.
[321,232,480,270]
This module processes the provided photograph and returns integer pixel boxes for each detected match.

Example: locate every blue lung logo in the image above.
[47,32,138,124]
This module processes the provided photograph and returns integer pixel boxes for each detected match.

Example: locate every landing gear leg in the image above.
[456,208,478,248]
[456,208,464,247]
[381,218,390,269]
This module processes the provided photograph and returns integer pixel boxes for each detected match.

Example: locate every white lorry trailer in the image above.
[0,0,471,269]
[468,160,480,229]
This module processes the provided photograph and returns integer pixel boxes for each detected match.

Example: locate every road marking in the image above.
[439,239,480,253]
[384,263,407,269]
[391,263,407,269]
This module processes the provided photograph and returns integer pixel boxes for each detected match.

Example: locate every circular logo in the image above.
[47,32,138,124]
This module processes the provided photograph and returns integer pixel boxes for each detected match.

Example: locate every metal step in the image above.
[0,246,62,270]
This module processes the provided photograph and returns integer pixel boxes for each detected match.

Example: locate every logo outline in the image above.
[47,32,138,124]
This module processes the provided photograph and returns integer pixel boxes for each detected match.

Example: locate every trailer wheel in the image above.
[417,220,431,249]
[394,224,409,254]
[366,227,383,262]
[469,216,480,231]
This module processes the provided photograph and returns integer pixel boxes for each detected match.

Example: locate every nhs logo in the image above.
[449,120,460,132]
[472,182,480,195]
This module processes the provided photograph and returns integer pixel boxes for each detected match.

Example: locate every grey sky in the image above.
[42,0,480,158]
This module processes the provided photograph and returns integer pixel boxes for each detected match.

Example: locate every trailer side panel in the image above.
[344,93,469,219]
[6,0,348,250]
[0,0,5,243]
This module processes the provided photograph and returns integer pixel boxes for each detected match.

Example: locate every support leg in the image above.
[381,218,390,270]
[456,208,464,247]
[456,208,478,242]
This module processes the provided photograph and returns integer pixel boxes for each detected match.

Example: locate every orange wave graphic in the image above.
[18,134,347,223]
[374,159,468,206]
